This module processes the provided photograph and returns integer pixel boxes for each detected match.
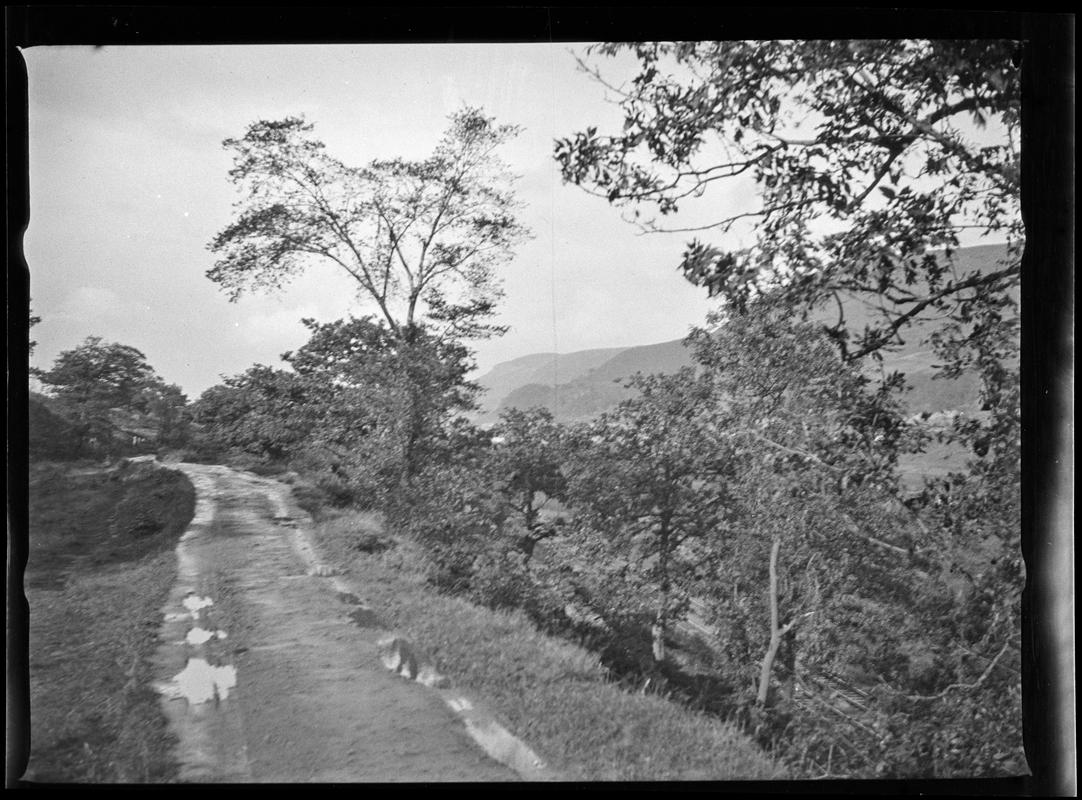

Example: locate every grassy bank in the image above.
[23,460,196,783]
[310,509,786,782]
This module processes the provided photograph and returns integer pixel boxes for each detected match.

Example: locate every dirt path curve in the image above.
[150,463,519,783]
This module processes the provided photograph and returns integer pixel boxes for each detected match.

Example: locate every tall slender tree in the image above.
[209,107,529,483]
[209,106,530,342]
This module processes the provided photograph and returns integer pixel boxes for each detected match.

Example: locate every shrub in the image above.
[354,530,395,555]
[313,470,362,508]
[29,397,83,460]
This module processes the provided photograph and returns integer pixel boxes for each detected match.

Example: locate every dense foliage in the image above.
[555,40,1021,348]
[546,39,1023,779]
[565,369,730,666]
[191,365,319,464]
[35,336,190,457]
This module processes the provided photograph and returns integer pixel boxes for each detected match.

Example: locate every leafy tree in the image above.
[556,41,1019,348]
[555,42,1020,455]
[688,300,1023,777]
[37,336,172,454]
[209,107,530,342]
[555,43,1023,776]
[565,368,732,667]
[285,316,479,487]
[209,107,528,487]
[687,302,915,697]
[139,380,191,449]
[192,365,319,463]
[488,407,569,564]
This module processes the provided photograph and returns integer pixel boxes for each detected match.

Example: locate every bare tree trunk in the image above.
[757,537,783,706]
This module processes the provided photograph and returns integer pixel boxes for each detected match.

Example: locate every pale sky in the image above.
[23,44,738,398]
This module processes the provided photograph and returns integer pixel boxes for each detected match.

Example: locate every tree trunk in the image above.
[520,496,539,569]
[399,380,425,487]
[397,325,422,487]
[652,524,671,665]
[757,537,783,706]
[651,609,667,664]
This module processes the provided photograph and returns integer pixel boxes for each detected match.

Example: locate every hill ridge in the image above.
[475,244,1012,424]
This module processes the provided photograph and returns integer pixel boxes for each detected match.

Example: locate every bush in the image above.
[469,547,535,610]
[314,470,362,508]
[110,492,166,537]
[354,530,395,554]
[29,398,83,460]
[169,436,225,464]
[290,481,331,517]
[106,465,194,542]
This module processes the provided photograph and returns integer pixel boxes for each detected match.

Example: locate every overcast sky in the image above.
[23,43,747,398]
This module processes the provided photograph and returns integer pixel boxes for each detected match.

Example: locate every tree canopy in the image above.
[192,365,318,463]
[286,316,479,483]
[37,336,187,453]
[553,40,1024,777]
[209,107,530,342]
[555,40,1021,368]
[566,368,732,664]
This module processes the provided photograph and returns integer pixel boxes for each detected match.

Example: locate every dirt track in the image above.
[151,463,519,783]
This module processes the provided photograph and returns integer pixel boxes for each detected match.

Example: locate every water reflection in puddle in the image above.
[186,627,229,645]
[159,658,238,705]
[166,594,218,624]
[183,593,214,614]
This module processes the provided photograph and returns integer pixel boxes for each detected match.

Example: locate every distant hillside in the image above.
[581,339,694,385]
[473,346,622,424]
[476,243,1014,425]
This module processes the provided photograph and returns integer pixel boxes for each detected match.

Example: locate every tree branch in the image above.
[743,430,844,473]
[843,263,1020,362]
[904,640,1014,702]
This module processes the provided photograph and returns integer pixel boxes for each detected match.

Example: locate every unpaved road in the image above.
[151,463,522,783]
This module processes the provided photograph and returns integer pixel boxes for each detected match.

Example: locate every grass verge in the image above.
[310,509,787,782]
[23,460,196,783]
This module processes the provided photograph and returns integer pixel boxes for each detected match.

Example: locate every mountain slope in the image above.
[474,346,627,424]
[476,244,1014,425]
[475,339,695,424]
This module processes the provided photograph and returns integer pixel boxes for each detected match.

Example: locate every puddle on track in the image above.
[186,627,229,645]
[158,657,238,705]
[182,593,214,614]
